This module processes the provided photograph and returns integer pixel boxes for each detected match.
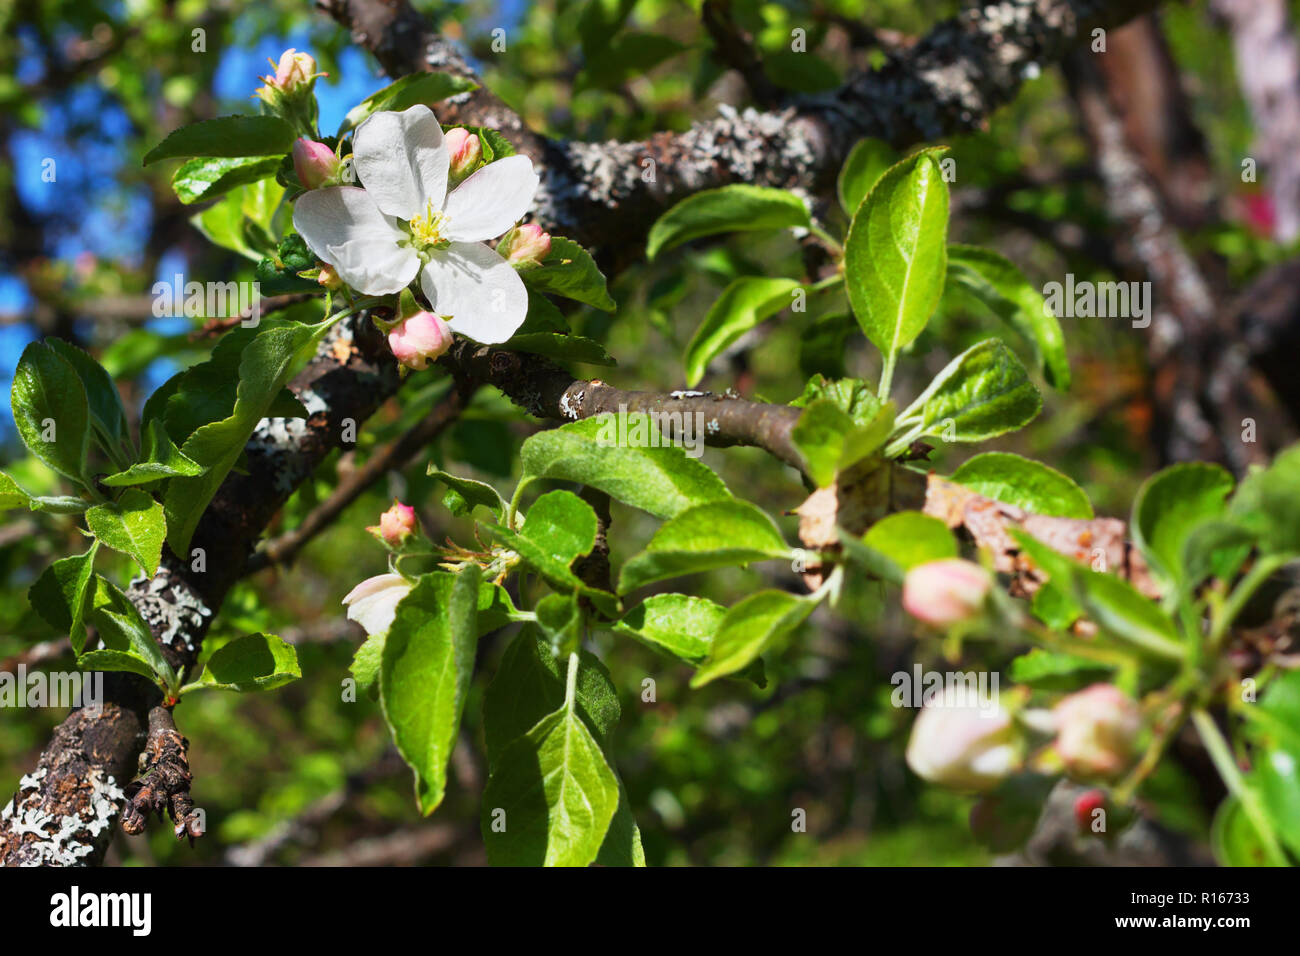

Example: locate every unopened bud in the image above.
[1073,788,1107,831]
[445,127,482,183]
[388,310,453,371]
[272,49,316,91]
[293,138,340,189]
[905,689,1022,792]
[902,558,991,626]
[498,223,551,267]
[317,263,342,290]
[367,500,417,548]
[1053,684,1141,779]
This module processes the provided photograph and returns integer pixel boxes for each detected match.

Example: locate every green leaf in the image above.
[76,649,161,681]
[337,73,479,135]
[946,244,1070,389]
[144,115,295,164]
[608,593,723,666]
[427,468,506,519]
[1211,796,1273,867]
[683,277,799,386]
[164,321,328,554]
[844,149,949,360]
[379,568,481,815]
[521,490,599,564]
[1229,445,1300,557]
[691,590,816,687]
[838,138,896,215]
[520,237,615,311]
[618,500,788,593]
[481,701,620,866]
[102,419,206,486]
[646,185,810,261]
[1132,462,1234,591]
[950,452,1092,519]
[1,471,89,513]
[1007,649,1113,691]
[254,233,320,292]
[483,628,620,764]
[907,339,1041,444]
[519,413,731,520]
[88,598,177,692]
[27,544,98,651]
[1182,521,1256,592]
[172,155,282,205]
[85,489,166,576]
[182,632,301,693]
[535,592,582,656]
[861,512,957,572]
[43,339,129,452]
[11,342,91,484]
[791,397,895,487]
[791,375,881,424]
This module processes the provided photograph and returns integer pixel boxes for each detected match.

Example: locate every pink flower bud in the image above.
[367,500,417,548]
[906,689,1021,792]
[498,223,551,266]
[1074,789,1107,831]
[445,127,482,180]
[1053,684,1141,779]
[902,558,991,626]
[387,311,453,370]
[293,138,340,189]
[273,49,317,91]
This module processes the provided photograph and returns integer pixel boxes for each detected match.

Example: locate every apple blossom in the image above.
[444,127,482,183]
[342,573,412,636]
[293,138,341,189]
[902,558,991,626]
[388,310,453,370]
[367,500,418,547]
[1053,683,1141,779]
[497,223,551,267]
[905,689,1022,791]
[293,104,540,344]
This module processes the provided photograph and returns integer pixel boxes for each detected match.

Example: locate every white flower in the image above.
[293,105,540,344]
[342,573,412,636]
[905,689,1022,792]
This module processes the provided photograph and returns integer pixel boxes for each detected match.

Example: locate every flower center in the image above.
[408,203,451,251]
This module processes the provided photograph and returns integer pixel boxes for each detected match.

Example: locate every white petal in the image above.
[420,242,529,344]
[342,573,411,637]
[293,187,418,295]
[353,105,449,220]
[442,155,540,242]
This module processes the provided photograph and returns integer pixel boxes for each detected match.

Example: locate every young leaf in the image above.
[102,419,206,486]
[950,452,1092,519]
[89,600,178,692]
[337,73,479,135]
[519,413,731,520]
[380,568,482,815]
[618,500,788,593]
[907,339,1042,443]
[535,592,582,656]
[85,489,166,576]
[165,321,328,554]
[1007,649,1113,692]
[691,590,816,687]
[791,398,895,487]
[11,342,91,484]
[844,149,950,362]
[143,115,295,164]
[76,649,163,682]
[1228,444,1300,557]
[44,339,130,452]
[1132,462,1234,591]
[172,156,282,205]
[646,185,811,260]
[838,138,897,214]
[946,244,1070,390]
[427,468,507,519]
[27,544,99,651]
[683,277,800,386]
[520,237,616,311]
[182,632,301,693]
